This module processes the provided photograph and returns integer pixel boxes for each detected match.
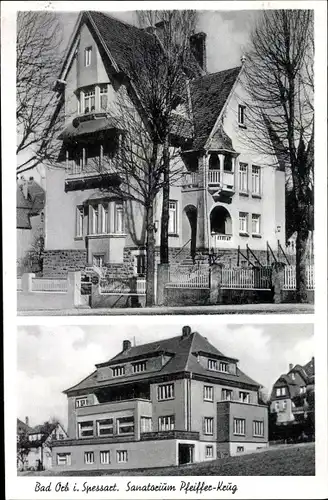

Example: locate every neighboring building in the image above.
[269,358,315,425]
[17,176,45,273]
[51,326,268,471]
[17,418,67,470]
[43,11,285,278]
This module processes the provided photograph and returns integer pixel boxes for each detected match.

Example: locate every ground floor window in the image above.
[93,254,105,267]
[253,420,264,437]
[100,450,110,465]
[204,417,214,435]
[205,445,214,458]
[158,415,175,431]
[84,451,94,465]
[56,453,71,466]
[117,450,128,463]
[251,214,261,235]
[233,418,246,436]
[239,212,248,233]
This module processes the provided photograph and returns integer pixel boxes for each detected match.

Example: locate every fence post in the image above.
[21,273,35,292]
[271,262,286,304]
[67,271,81,307]
[156,263,170,306]
[209,263,223,305]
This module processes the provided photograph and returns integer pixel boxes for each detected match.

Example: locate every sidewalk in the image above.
[18,302,314,316]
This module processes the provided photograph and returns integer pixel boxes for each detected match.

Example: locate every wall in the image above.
[164,287,210,307]
[217,401,268,444]
[150,379,186,432]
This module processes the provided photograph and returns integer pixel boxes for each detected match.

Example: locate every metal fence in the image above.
[220,267,272,290]
[166,264,210,289]
[31,278,68,293]
[283,265,315,290]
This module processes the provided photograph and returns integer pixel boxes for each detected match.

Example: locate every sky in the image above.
[17,321,313,429]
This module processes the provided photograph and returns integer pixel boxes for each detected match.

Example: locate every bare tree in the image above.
[134,10,198,264]
[16,12,63,174]
[243,10,314,301]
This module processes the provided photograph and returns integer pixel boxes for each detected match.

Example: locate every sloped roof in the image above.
[271,358,315,401]
[302,358,315,379]
[17,418,34,434]
[190,66,241,149]
[17,180,45,229]
[207,126,235,152]
[65,331,261,394]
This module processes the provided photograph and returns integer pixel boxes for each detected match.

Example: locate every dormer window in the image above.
[84,46,92,67]
[112,365,125,377]
[276,387,287,397]
[219,361,229,373]
[238,104,246,127]
[75,396,88,408]
[207,359,229,373]
[133,361,147,373]
[291,373,295,380]
[208,359,217,371]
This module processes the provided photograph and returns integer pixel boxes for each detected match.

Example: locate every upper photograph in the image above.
[16,9,314,316]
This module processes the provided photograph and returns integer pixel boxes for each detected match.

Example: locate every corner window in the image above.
[203,385,214,402]
[78,421,94,438]
[239,391,250,403]
[100,450,110,464]
[233,418,245,436]
[168,200,178,235]
[116,450,128,463]
[251,214,261,235]
[239,212,248,234]
[221,389,233,401]
[238,104,246,126]
[204,417,214,435]
[251,166,261,195]
[158,415,175,431]
[253,420,264,437]
[84,451,94,465]
[84,47,92,67]
[158,383,174,401]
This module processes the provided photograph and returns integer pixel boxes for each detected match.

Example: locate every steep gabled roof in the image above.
[16,179,45,229]
[17,418,34,434]
[190,66,241,150]
[65,331,261,394]
[270,358,315,401]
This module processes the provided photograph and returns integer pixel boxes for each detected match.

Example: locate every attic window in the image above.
[85,46,92,67]
[133,361,147,373]
[112,365,125,377]
[75,396,88,408]
[276,387,287,397]
[238,104,246,127]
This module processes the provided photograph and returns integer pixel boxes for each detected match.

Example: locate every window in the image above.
[89,205,99,234]
[300,386,306,394]
[221,389,233,401]
[251,166,261,195]
[133,361,147,373]
[237,446,244,453]
[291,372,295,380]
[239,212,248,233]
[100,204,109,233]
[251,214,261,235]
[84,47,92,67]
[239,163,248,192]
[83,87,95,113]
[100,450,110,465]
[78,421,94,438]
[84,451,94,465]
[219,361,229,373]
[140,417,152,433]
[168,200,178,235]
[282,400,287,410]
[276,387,287,397]
[75,397,88,408]
[238,104,246,126]
[204,386,214,402]
[208,359,217,371]
[136,254,146,276]
[205,445,214,458]
[57,453,71,466]
[116,450,128,463]
[97,419,113,436]
[158,415,175,431]
[114,202,124,233]
[99,84,108,110]
[253,420,264,437]
[204,417,214,435]
[75,206,84,238]
[233,418,245,435]
[275,401,280,412]
[158,383,174,401]
[117,416,134,435]
[112,365,125,377]
[239,391,250,403]
[93,254,105,267]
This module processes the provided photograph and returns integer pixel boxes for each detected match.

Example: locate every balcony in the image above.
[181,172,199,190]
[211,233,233,249]
[208,170,235,200]
[140,430,200,441]
[65,162,121,192]
[76,398,152,418]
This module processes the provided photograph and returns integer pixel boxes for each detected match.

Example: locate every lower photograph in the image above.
[17,321,314,476]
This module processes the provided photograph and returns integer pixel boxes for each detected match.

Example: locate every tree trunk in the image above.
[295,225,309,303]
[160,136,170,264]
[145,203,156,307]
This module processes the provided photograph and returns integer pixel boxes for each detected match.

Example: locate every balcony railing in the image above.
[140,430,200,441]
[208,170,235,191]
[66,161,115,178]
[181,172,199,188]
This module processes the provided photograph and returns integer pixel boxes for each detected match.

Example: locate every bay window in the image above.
[114,202,124,233]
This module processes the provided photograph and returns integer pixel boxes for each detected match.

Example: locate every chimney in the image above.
[289,363,293,372]
[181,325,192,338]
[25,416,29,426]
[190,32,207,72]
[122,340,131,351]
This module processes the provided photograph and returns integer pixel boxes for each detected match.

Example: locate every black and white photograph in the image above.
[16,322,314,476]
[15,6,315,315]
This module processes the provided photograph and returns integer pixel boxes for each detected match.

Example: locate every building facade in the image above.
[269,358,315,425]
[43,11,285,278]
[51,326,268,471]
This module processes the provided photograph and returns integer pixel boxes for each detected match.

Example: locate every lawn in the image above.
[19,442,314,476]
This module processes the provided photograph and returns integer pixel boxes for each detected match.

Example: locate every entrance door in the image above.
[178,444,194,465]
